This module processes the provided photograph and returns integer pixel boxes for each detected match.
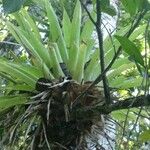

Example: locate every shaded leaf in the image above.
[115,35,144,66]
[102,5,116,16]
[0,95,28,112]
[2,0,26,13]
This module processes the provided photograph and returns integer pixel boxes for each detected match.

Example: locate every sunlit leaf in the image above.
[139,130,150,142]
[121,0,140,16]
[112,110,135,121]
[68,0,81,76]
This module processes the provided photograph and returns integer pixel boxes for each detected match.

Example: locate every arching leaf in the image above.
[115,35,144,67]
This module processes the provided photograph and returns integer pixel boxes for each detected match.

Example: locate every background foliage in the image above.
[0,0,150,149]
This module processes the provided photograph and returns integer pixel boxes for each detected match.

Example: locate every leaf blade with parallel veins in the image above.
[115,35,144,67]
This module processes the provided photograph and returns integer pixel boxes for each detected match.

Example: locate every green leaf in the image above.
[2,0,26,13]
[48,44,64,78]
[0,95,28,112]
[0,59,37,87]
[24,0,33,6]
[110,76,143,88]
[1,85,34,91]
[112,110,135,121]
[121,0,139,16]
[108,63,135,80]
[115,35,144,66]
[100,0,110,8]
[81,12,95,42]
[139,130,150,142]
[19,9,41,40]
[68,0,81,76]
[7,21,54,79]
[44,0,69,64]
[84,49,100,81]
[148,31,150,48]
[74,43,87,82]
[111,58,131,69]
[10,63,43,80]
[129,25,146,41]
[62,9,71,48]
[102,5,116,16]
[121,0,148,16]
[100,0,116,16]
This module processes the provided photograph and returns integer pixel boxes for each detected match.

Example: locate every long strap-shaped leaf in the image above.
[0,59,37,87]
[62,9,71,50]
[68,0,81,76]
[115,35,144,66]
[0,95,28,112]
[13,9,41,40]
[44,0,69,64]
[84,49,100,81]
[7,22,54,79]
[48,43,64,78]
[7,22,51,67]
[9,63,43,80]
[74,43,87,82]
[0,85,34,92]
[81,12,95,43]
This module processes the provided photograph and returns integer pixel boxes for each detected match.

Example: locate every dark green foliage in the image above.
[2,0,27,13]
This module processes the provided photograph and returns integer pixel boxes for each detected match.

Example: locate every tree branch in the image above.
[96,0,111,104]
[81,94,150,115]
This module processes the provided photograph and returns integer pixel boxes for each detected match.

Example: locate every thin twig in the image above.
[106,117,124,130]
[133,111,150,120]
[102,21,116,54]
[127,107,143,143]
[79,0,96,26]
[118,108,130,148]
